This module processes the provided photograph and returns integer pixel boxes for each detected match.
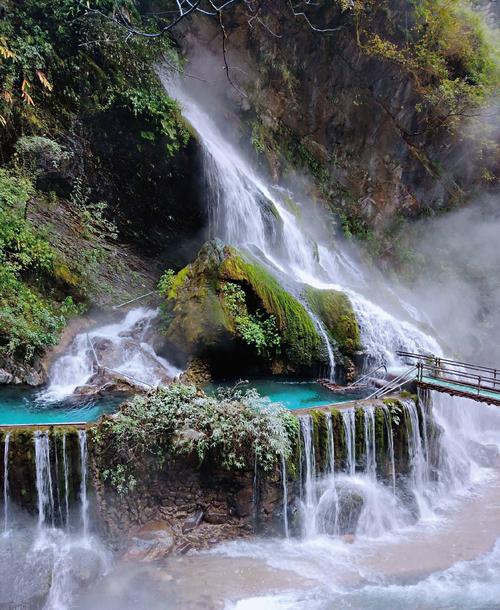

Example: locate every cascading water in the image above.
[3,432,10,533]
[78,431,89,536]
[363,407,377,479]
[401,398,432,519]
[341,410,356,475]
[40,307,181,402]
[325,412,335,474]
[299,416,317,538]
[163,72,442,373]
[0,431,110,609]
[315,413,339,536]
[34,431,55,528]
[381,405,396,492]
[62,433,70,528]
[281,454,289,539]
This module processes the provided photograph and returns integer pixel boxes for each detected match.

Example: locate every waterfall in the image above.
[40,307,181,402]
[315,413,339,536]
[307,309,336,381]
[78,430,89,536]
[281,454,289,538]
[326,412,335,474]
[363,407,377,479]
[34,431,55,528]
[341,410,356,475]
[62,433,70,528]
[401,399,432,518]
[381,405,397,492]
[163,72,442,371]
[3,432,10,533]
[299,416,317,537]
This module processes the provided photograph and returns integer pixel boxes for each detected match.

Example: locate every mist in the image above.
[398,191,500,367]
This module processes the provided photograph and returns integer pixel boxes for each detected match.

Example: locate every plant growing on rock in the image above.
[92,383,299,495]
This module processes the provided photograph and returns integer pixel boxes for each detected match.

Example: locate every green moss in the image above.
[329,408,345,468]
[305,287,361,354]
[220,249,322,368]
[310,410,329,472]
[167,265,190,299]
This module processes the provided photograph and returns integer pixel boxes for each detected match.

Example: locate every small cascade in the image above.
[299,416,317,537]
[3,432,10,533]
[401,398,432,518]
[315,413,339,536]
[40,307,181,402]
[62,434,70,528]
[34,431,55,528]
[307,309,336,381]
[280,454,289,538]
[381,405,396,492]
[325,412,335,474]
[341,410,356,475]
[363,407,377,479]
[418,389,430,464]
[78,430,89,536]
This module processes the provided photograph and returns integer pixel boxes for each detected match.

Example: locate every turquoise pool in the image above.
[0,387,123,425]
[206,379,369,410]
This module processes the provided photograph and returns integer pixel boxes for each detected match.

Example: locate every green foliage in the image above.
[221,282,281,356]
[93,383,299,494]
[157,268,176,297]
[220,250,323,368]
[0,168,82,360]
[362,0,500,131]
[0,0,189,155]
[14,136,70,177]
[69,178,117,241]
[0,168,33,209]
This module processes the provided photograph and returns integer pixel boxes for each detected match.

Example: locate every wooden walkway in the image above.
[398,352,500,406]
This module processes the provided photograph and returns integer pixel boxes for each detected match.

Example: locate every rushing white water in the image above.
[0,431,111,609]
[401,398,433,520]
[381,405,396,492]
[163,73,442,373]
[341,410,356,476]
[299,416,317,538]
[325,413,335,475]
[62,434,70,529]
[363,407,377,479]
[281,454,289,539]
[3,432,9,533]
[78,431,89,537]
[41,307,181,401]
[35,431,55,529]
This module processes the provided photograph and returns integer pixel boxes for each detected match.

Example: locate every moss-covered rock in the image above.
[161,241,324,377]
[305,287,361,356]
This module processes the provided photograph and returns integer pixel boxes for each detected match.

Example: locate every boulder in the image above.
[162,240,325,377]
[123,521,175,562]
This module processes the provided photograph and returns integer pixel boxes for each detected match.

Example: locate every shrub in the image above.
[93,383,299,494]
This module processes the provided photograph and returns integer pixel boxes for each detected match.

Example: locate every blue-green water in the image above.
[0,386,123,425]
[206,379,369,410]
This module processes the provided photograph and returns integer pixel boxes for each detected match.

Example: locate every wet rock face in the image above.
[123,521,176,562]
[182,2,491,244]
[91,454,284,553]
[86,105,207,269]
[0,358,46,386]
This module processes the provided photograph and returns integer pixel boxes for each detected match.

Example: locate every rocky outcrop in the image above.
[91,452,285,554]
[0,358,46,386]
[160,240,328,377]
